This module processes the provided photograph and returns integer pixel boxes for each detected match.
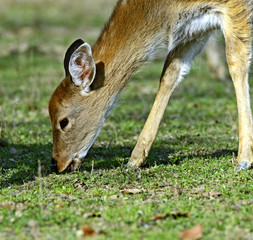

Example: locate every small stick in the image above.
[90,160,94,177]
[232,152,235,165]
[38,159,43,214]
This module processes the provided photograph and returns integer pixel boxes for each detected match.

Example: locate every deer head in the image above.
[49,39,111,173]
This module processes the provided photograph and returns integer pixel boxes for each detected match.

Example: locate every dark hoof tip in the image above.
[124,162,135,168]
[237,161,249,171]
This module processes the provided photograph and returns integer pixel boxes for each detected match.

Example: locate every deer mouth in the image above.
[51,142,92,174]
[51,157,78,173]
[57,158,82,173]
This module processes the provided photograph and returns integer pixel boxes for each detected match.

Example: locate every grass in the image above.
[0,0,253,239]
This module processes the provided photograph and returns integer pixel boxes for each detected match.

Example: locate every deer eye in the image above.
[60,118,69,130]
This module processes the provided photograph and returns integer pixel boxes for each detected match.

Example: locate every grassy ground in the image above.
[0,0,253,239]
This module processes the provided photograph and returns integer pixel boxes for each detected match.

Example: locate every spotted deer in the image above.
[49,0,253,173]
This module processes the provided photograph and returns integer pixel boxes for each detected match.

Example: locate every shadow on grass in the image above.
[0,140,53,189]
[146,146,236,168]
[82,139,237,171]
[0,136,237,188]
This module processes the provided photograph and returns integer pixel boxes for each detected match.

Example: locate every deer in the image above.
[49,0,253,173]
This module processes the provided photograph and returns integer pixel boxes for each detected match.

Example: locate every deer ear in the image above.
[64,39,85,77]
[69,43,96,94]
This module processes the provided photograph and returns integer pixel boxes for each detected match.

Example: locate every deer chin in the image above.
[57,158,74,173]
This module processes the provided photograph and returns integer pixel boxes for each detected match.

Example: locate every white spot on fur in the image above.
[80,87,91,96]
[109,21,114,27]
[110,29,116,39]
[122,0,127,6]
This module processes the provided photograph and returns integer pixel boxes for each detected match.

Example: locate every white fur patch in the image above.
[170,11,222,53]
[80,86,91,96]
[184,13,221,38]
[175,36,211,88]
[143,10,222,65]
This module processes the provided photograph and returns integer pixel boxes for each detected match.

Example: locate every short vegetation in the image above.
[0,0,252,239]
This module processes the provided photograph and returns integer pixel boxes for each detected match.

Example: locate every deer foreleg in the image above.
[128,37,209,168]
[224,27,253,170]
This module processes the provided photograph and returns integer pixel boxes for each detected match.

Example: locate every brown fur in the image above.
[49,0,253,172]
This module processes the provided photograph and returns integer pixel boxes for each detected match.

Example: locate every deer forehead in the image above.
[49,82,76,117]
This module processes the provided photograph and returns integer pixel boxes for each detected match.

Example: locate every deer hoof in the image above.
[237,161,250,170]
[125,161,136,168]
[125,162,134,168]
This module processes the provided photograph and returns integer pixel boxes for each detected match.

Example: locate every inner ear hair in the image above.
[64,39,85,77]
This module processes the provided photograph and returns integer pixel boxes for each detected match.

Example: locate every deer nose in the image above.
[51,157,58,173]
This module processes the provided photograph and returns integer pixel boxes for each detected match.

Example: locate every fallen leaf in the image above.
[83,213,101,219]
[180,224,204,240]
[209,192,222,197]
[201,193,209,197]
[121,189,141,194]
[120,188,154,194]
[82,224,95,237]
[152,212,190,221]
[152,213,170,221]
[202,192,222,198]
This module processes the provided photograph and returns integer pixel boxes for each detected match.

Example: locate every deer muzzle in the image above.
[51,156,82,173]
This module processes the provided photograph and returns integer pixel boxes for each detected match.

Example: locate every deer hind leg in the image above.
[127,36,210,168]
[224,23,253,170]
[205,33,228,81]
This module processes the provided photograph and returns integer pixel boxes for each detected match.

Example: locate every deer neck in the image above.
[92,2,166,95]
